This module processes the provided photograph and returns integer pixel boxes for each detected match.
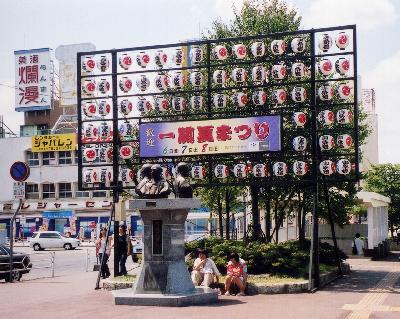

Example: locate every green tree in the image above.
[196,186,241,239]
[205,0,301,240]
[207,0,301,39]
[202,0,370,244]
[364,164,400,237]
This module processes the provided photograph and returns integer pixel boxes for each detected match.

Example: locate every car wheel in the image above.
[64,243,72,250]
[5,270,20,282]
[33,244,41,251]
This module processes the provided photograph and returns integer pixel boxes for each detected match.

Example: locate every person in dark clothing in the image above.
[117,225,131,276]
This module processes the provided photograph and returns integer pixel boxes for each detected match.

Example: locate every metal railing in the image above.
[1,252,55,280]
[27,252,55,278]
[85,248,99,272]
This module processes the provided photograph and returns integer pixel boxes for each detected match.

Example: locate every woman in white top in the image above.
[95,228,112,279]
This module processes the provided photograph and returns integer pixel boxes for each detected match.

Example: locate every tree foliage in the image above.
[207,0,301,39]
[195,186,242,239]
[200,0,370,243]
[364,164,400,235]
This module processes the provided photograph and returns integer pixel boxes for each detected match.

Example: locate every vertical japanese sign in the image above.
[14,48,52,112]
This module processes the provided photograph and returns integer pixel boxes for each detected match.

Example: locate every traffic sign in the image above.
[10,161,30,182]
[13,181,26,199]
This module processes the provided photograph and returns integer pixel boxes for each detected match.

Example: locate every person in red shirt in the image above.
[225,252,245,296]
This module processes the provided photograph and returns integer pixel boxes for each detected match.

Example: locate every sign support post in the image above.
[9,199,23,282]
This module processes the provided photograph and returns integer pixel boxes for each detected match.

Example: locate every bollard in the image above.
[51,252,55,278]
[86,249,89,272]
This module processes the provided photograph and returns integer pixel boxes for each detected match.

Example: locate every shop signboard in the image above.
[42,210,74,219]
[32,133,76,152]
[15,48,52,112]
[139,116,280,157]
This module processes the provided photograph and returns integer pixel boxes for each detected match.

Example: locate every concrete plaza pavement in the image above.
[0,254,399,319]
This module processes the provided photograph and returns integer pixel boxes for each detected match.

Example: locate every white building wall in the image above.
[0,136,31,201]
[0,136,78,201]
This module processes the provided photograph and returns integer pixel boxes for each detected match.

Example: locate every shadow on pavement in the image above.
[321,252,400,294]
[202,298,245,307]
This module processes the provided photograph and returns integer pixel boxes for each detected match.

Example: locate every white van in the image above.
[29,231,81,251]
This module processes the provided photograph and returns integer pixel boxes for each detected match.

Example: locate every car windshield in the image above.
[0,245,11,254]
[31,232,38,238]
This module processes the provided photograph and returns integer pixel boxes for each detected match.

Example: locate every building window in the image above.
[26,183,39,199]
[59,151,72,165]
[42,183,55,199]
[74,150,79,164]
[92,191,107,198]
[26,151,39,166]
[74,182,89,198]
[42,152,56,165]
[59,183,72,198]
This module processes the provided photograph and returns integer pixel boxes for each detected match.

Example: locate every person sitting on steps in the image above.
[191,249,221,288]
[225,252,246,296]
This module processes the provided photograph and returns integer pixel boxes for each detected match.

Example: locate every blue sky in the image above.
[0,0,399,163]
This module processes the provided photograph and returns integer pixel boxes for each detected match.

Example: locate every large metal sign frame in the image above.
[77,25,359,192]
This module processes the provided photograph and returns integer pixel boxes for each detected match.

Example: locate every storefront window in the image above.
[21,221,37,237]
[26,151,39,166]
[42,183,55,198]
[42,152,56,165]
[26,183,39,199]
[59,183,72,198]
[78,221,97,239]
[59,151,72,165]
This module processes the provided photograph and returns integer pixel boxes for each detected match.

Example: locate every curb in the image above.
[103,280,134,291]
[247,263,350,295]
[103,263,351,294]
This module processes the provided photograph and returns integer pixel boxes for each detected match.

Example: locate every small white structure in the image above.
[357,191,390,250]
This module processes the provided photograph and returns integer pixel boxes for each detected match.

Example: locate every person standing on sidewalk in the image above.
[96,228,111,279]
[352,233,365,256]
[117,225,131,276]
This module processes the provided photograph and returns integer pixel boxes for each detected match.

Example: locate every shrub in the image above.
[185,238,347,278]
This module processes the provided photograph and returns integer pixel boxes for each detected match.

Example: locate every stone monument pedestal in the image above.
[113,198,218,306]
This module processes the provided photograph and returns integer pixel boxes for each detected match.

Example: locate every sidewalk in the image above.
[0,253,399,319]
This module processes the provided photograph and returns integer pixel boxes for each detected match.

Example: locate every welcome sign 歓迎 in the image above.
[139,116,281,157]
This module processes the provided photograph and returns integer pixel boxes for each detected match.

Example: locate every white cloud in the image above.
[215,0,245,22]
[364,50,400,164]
[302,0,398,31]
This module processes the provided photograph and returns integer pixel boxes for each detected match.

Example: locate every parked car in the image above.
[29,231,81,251]
[0,244,32,282]
[131,240,143,263]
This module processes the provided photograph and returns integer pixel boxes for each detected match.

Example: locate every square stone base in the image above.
[113,287,218,307]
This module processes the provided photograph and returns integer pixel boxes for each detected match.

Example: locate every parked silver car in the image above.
[29,231,80,251]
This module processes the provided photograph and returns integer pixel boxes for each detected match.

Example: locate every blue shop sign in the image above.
[42,211,74,219]
[191,206,210,213]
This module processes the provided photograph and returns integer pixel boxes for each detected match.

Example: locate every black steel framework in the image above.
[77,25,359,193]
